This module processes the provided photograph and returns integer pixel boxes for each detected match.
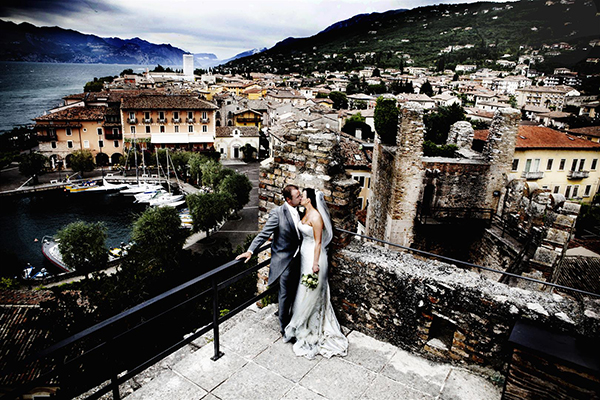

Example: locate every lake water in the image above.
[0,191,147,276]
[0,61,154,133]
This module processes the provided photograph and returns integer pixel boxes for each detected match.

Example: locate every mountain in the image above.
[219,0,600,74]
[0,20,215,65]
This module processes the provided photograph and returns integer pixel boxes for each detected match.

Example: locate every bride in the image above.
[283,188,348,359]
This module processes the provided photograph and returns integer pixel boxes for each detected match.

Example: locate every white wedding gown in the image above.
[284,221,348,359]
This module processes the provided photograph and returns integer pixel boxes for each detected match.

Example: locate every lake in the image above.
[0,191,147,276]
[0,61,155,133]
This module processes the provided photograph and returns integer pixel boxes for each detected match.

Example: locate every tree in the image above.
[219,173,252,217]
[69,150,95,176]
[374,97,399,145]
[19,152,48,184]
[131,207,188,265]
[187,192,233,237]
[56,221,108,276]
[120,69,134,77]
[240,144,257,161]
[424,103,466,144]
[329,91,348,110]
[200,159,222,188]
[372,68,381,77]
[420,80,434,97]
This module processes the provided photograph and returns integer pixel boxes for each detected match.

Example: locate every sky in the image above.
[1,0,495,59]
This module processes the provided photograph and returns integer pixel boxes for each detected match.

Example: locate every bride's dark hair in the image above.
[305,188,317,210]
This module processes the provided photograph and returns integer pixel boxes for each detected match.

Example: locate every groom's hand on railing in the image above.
[236,251,252,263]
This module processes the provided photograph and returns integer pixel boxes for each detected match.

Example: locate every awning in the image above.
[151,134,214,144]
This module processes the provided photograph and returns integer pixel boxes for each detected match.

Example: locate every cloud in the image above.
[0,0,497,59]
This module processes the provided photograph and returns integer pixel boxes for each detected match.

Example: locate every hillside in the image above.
[217,0,600,74]
[0,20,215,66]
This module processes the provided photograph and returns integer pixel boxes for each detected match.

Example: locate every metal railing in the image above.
[1,244,274,400]
[416,203,494,225]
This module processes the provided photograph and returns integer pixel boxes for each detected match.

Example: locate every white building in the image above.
[183,54,194,80]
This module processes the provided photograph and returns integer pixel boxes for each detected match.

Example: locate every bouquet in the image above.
[301,273,319,290]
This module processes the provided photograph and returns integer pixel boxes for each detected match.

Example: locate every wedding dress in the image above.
[283,219,348,360]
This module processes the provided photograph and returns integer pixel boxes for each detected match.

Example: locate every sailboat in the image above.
[147,149,186,207]
[120,133,163,195]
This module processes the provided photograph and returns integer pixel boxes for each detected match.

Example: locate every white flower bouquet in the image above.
[301,273,318,290]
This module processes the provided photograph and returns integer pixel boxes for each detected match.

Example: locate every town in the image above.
[2,6,600,399]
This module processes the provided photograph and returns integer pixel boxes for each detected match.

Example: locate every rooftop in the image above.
[122,303,502,400]
[120,95,217,110]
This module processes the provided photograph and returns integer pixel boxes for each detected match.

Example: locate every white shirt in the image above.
[284,201,301,239]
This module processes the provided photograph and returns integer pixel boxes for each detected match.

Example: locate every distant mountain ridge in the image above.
[0,19,252,67]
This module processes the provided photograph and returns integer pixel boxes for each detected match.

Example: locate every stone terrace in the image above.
[120,304,501,400]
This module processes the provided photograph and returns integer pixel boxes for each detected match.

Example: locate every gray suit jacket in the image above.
[248,204,301,284]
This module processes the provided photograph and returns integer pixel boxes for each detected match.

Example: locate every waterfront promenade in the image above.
[117,303,502,400]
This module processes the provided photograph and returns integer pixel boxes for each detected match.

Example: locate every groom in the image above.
[236,184,303,337]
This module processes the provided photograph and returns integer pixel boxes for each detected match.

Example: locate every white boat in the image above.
[120,182,163,195]
[85,178,129,192]
[158,199,186,208]
[134,188,165,203]
[41,236,73,273]
[149,192,184,207]
[65,180,98,193]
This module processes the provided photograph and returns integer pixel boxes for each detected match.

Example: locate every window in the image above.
[174,125,179,133]
[573,185,579,198]
[114,140,119,148]
[357,198,364,209]
[571,159,578,171]
[511,159,519,171]
[553,186,560,194]
[159,111,165,121]
[524,159,540,172]
[559,159,566,171]
[83,140,90,148]
[67,140,73,148]
[98,140,104,148]
[188,111,193,120]
[173,111,179,120]
[202,125,207,133]
[546,159,553,171]
[131,126,136,134]
[51,141,57,149]
[145,126,151,134]
[584,185,592,197]
[97,128,103,135]
[202,111,207,119]
[144,111,151,121]
[188,125,194,133]
[579,159,585,171]
[160,125,165,133]
[66,128,72,136]
[592,159,598,170]
[113,128,119,135]
[129,111,135,120]
[565,185,572,198]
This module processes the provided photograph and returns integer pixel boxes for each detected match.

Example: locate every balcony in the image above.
[36,133,58,142]
[172,118,181,124]
[105,132,123,140]
[144,118,153,124]
[186,118,196,124]
[127,118,137,124]
[158,119,167,124]
[522,171,544,180]
[201,118,210,124]
[567,170,590,179]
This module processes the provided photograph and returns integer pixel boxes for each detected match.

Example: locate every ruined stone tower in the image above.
[366,102,425,247]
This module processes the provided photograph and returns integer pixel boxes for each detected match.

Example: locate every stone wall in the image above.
[329,240,600,371]
[256,129,360,292]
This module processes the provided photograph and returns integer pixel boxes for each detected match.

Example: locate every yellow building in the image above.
[35,106,124,167]
[510,125,600,202]
[121,95,217,151]
[233,109,263,129]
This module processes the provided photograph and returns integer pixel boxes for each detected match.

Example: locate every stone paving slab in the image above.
[122,303,503,400]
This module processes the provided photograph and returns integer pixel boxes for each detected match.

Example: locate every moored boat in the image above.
[85,178,129,192]
[65,180,98,193]
[41,236,73,273]
[120,182,163,195]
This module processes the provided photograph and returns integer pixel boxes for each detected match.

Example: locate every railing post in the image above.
[111,371,121,400]
[211,276,224,361]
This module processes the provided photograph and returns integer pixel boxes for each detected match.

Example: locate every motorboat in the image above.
[134,188,165,203]
[148,192,184,207]
[65,180,98,193]
[41,236,73,273]
[85,178,129,192]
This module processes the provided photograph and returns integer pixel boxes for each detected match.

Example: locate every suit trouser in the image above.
[277,255,301,334]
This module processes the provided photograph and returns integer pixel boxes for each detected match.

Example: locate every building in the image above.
[183,54,194,79]
[121,94,217,151]
[215,126,259,160]
[507,125,600,202]
[515,86,580,111]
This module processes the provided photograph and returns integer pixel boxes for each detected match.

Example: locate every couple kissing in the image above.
[236,184,348,360]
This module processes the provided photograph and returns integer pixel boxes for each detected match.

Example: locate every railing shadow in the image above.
[1,244,273,400]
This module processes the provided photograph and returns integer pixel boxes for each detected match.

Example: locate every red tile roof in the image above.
[121,95,217,110]
[474,126,600,150]
[34,106,107,121]
[567,126,600,138]
[215,126,260,137]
